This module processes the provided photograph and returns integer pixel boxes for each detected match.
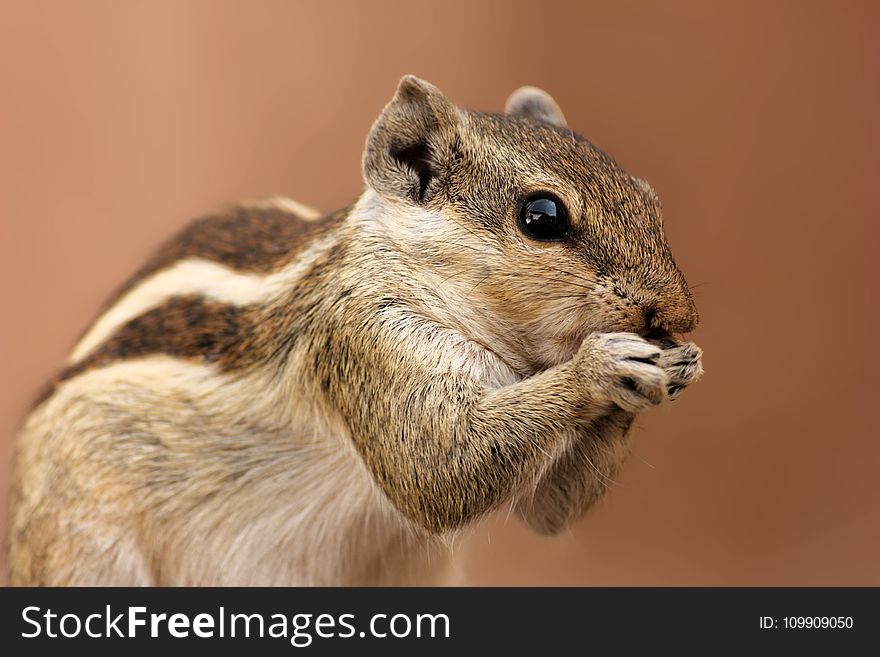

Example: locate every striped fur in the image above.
[10,76,703,585]
[14,196,455,585]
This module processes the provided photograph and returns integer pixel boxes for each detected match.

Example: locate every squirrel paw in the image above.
[578,332,669,413]
[656,341,704,400]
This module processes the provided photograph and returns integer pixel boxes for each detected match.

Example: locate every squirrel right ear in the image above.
[505,86,568,128]
[363,75,459,204]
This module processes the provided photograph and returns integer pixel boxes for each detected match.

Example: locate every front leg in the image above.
[516,337,703,534]
[324,324,670,534]
[655,339,703,401]
[516,409,635,534]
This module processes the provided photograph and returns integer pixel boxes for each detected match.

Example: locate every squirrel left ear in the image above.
[363,75,459,205]
[505,86,567,128]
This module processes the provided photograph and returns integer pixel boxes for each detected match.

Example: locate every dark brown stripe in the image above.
[61,201,345,365]
[30,295,266,407]
[32,295,259,408]
[61,295,261,383]
[31,208,352,411]
[114,204,348,302]
[63,204,344,358]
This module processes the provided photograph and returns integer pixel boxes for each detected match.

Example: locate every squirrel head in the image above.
[362,75,699,371]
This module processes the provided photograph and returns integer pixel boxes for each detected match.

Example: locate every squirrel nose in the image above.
[643,300,699,335]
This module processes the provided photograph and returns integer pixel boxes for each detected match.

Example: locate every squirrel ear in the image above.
[363,75,459,204]
[505,86,567,128]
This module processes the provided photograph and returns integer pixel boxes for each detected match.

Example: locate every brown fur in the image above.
[116,204,346,298]
[65,296,258,376]
[9,76,703,585]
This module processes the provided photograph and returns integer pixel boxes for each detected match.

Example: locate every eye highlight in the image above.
[517,194,571,241]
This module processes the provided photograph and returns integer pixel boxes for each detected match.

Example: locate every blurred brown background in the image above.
[2,0,878,585]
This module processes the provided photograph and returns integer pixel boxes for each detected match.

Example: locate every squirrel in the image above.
[8,76,703,586]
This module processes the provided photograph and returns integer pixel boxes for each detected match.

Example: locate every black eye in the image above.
[518,194,570,241]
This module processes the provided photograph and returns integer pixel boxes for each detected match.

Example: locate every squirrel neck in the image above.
[343,189,542,379]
